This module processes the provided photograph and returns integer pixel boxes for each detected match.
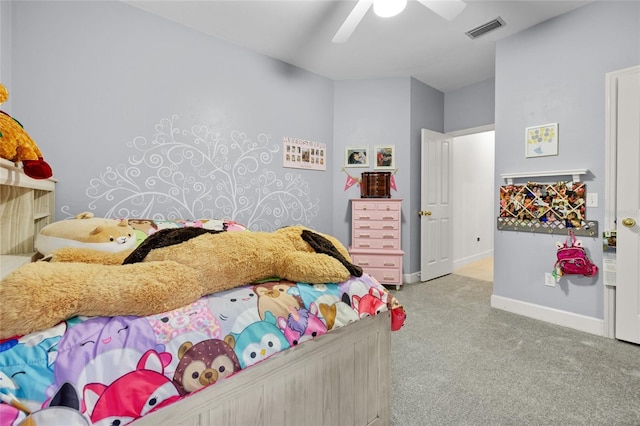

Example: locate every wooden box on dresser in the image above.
[349,198,404,290]
[0,158,56,279]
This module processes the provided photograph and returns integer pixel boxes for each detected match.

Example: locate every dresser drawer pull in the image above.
[384,262,395,267]
[359,215,370,220]
[359,243,370,248]
[359,225,371,229]
[358,261,370,266]
[383,244,395,248]
[359,233,370,238]
[382,225,395,229]
[383,276,395,281]
[383,216,395,220]
[383,234,394,238]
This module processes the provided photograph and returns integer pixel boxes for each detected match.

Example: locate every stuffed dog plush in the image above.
[0,226,362,338]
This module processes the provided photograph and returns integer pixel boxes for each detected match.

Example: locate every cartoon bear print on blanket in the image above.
[146,298,222,378]
[172,339,241,395]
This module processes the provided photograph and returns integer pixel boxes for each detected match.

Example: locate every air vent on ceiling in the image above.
[465,17,506,39]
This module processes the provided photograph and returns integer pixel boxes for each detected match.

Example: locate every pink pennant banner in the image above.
[344,175,358,191]
[390,174,397,191]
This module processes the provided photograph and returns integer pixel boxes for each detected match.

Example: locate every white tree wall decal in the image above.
[63,115,319,231]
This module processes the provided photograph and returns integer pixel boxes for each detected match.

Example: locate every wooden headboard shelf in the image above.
[0,158,56,279]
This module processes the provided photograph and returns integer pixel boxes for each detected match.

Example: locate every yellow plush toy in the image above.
[36,212,138,257]
[0,83,53,179]
[0,226,363,338]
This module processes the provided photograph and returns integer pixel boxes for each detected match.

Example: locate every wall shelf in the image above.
[497,217,598,237]
[501,169,588,185]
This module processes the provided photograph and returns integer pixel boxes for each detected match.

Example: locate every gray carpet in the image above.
[389,274,640,426]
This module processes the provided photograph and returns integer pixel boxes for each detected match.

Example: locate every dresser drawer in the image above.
[351,238,400,250]
[352,201,400,212]
[352,229,399,241]
[352,210,399,222]
[353,220,399,231]
[364,268,402,285]
[351,253,402,269]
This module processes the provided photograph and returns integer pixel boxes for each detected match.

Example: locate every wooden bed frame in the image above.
[2,160,392,426]
[135,311,391,426]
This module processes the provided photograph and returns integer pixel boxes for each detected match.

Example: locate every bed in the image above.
[0,218,402,426]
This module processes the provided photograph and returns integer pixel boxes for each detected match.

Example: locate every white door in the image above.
[420,129,453,281]
[615,66,640,344]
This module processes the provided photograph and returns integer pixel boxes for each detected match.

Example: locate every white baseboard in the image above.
[453,250,494,270]
[491,295,605,337]
[403,271,421,284]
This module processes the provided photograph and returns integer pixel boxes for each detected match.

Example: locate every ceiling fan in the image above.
[332,0,467,43]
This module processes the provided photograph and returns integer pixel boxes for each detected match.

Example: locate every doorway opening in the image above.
[450,128,495,282]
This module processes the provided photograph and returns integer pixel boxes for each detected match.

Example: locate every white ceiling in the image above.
[125,0,591,92]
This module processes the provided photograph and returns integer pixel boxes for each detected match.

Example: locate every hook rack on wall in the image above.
[497,217,599,237]
[500,168,588,185]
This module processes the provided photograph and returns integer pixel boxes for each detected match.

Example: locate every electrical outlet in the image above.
[545,273,556,287]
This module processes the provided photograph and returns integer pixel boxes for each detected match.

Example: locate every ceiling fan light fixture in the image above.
[373,0,407,18]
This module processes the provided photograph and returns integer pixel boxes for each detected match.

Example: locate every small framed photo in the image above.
[345,146,369,168]
[525,123,558,158]
[374,145,395,169]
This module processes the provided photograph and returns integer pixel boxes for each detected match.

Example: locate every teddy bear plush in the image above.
[0,226,364,338]
[36,212,137,256]
[0,83,53,179]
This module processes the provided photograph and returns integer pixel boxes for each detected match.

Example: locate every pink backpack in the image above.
[553,230,598,279]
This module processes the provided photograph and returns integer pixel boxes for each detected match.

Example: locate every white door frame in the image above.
[604,64,640,342]
[420,129,453,281]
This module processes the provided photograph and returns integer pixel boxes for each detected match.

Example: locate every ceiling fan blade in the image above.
[332,0,374,43]
[417,0,467,21]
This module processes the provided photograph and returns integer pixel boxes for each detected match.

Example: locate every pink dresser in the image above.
[349,199,404,290]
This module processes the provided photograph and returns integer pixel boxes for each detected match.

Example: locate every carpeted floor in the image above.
[389,274,640,426]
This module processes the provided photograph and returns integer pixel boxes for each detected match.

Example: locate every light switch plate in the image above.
[586,193,598,207]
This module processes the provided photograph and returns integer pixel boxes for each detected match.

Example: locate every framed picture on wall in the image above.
[345,146,369,167]
[525,123,558,158]
[374,145,395,170]
[283,137,326,171]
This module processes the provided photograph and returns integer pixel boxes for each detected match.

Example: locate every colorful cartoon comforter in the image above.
[0,273,399,426]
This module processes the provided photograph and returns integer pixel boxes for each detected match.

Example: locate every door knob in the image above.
[419,210,432,216]
[622,217,636,228]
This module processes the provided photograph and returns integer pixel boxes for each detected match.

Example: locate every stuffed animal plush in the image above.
[0,226,363,338]
[0,83,53,179]
[35,212,137,256]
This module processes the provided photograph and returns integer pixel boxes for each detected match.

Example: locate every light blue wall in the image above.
[494,1,640,319]
[410,78,444,276]
[444,78,495,133]
[332,78,411,248]
[7,0,335,233]
[0,1,12,99]
[332,78,443,276]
